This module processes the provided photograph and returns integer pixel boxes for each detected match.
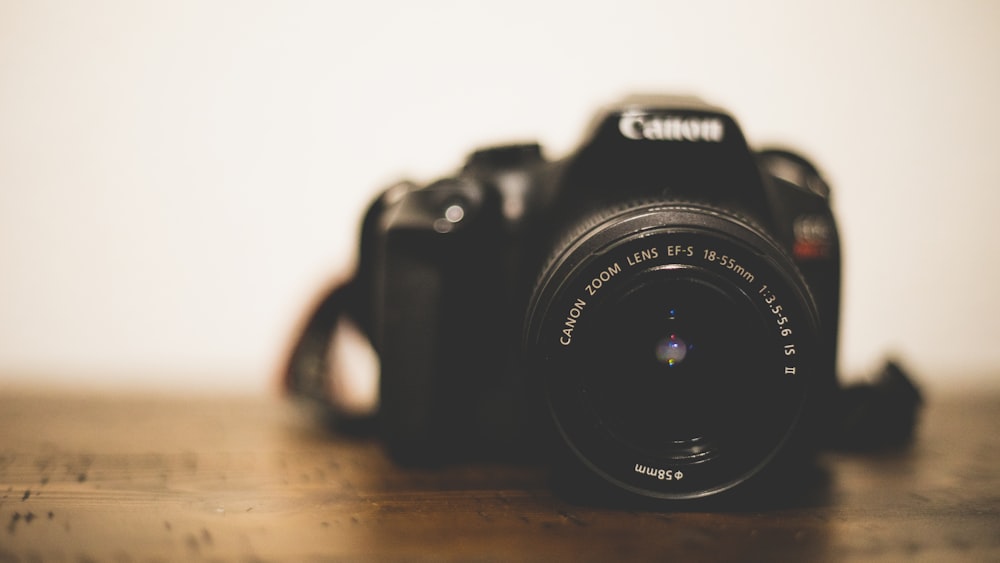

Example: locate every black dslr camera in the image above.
[287,96,919,504]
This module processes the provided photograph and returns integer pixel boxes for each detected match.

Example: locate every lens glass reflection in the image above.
[654,333,689,367]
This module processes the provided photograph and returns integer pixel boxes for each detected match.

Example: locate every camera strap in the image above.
[284,277,381,432]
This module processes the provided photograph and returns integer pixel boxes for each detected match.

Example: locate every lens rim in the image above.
[525,203,820,501]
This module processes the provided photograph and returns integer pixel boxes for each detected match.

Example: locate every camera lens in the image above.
[526,203,818,501]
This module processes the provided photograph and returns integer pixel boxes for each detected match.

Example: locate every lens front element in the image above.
[582,271,772,463]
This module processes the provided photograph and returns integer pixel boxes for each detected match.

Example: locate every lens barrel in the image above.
[526,203,819,500]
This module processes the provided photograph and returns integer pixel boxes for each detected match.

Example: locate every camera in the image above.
[289,95,908,504]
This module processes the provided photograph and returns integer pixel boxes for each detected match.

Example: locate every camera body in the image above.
[359,96,841,502]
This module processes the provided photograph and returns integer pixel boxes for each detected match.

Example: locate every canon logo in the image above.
[618,112,725,142]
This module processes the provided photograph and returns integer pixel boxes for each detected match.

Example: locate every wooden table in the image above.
[0,385,997,561]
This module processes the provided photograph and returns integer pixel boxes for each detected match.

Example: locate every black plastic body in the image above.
[358,96,842,502]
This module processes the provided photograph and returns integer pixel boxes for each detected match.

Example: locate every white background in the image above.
[1,0,998,394]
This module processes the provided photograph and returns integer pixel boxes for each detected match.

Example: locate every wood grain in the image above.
[0,387,997,561]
